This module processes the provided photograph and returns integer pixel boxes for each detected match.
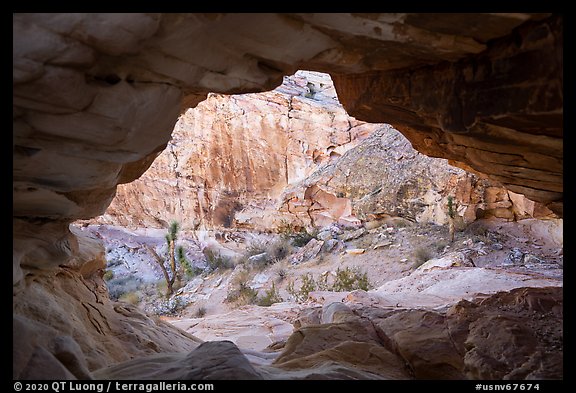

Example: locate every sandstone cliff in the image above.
[93,71,380,229]
[95,72,555,231]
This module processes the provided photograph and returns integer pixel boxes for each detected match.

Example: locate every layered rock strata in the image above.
[13,13,562,379]
[95,72,555,231]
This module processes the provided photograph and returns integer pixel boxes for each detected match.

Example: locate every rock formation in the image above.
[14,13,562,227]
[93,287,562,380]
[13,13,562,380]
[92,71,380,229]
[94,71,555,231]
[280,124,557,228]
[13,225,202,379]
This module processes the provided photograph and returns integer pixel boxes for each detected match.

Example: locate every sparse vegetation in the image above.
[290,231,315,247]
[204,248,234,271]
[434,240,449,254]
[287,273,316,303]
[287,267,371,303]
[152,296,187,316]
[243,237,291,269]
[119,291,140,305]
[107,275,143,300]
[177,246,196,278]
[332,267,370,292]
[225,270,259,305]
[447,196,456,242]
[257,283,283,307]
[276,220,317,247]
[412,246,434,269]
[145,220,198,297]
[194,306,207,318]
[103,270,114,281]
[276,268,288,283]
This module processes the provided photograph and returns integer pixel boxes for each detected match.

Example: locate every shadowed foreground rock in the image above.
[94,341,262,380]
[93,287,562,380]
[13,227,202,380]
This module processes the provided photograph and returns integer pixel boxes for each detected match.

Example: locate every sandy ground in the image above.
[82,217,563,351]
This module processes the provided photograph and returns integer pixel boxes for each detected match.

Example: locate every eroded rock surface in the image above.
[14,13,562,228]
[13,227,202,379]
[93,72,555,231]
[13,13,562,380]
[93,71,379,229]
[93,286,562,380]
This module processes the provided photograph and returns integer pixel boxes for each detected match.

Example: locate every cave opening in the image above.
[77,70,563,380]
[14,13,562,381]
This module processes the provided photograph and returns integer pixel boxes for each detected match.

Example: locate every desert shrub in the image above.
[244,237,292,269]
[412,247,433,269]
[106,275,143,300]
[290,231,315,247]
[276,268,288,283]
[245,239,269,256]
[103,270,114,281]
[332,267,371,291]
[287,268,371,303]
[434,240,449,254]
[276,220,317,247]
[287,273,317,303]
[225,284,259,305]
[268,238,291,261]
[225,270,259,305]
[204,248,234,271]
[257,283,283,307]
[151,296,187,316]
[119,291,140,305]
[194,306,207,318]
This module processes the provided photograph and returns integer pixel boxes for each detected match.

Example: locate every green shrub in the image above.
[225,284,259,305]
[287,273,316,303]
[332,267,371,291]
[119,291,140,305]
[177,246,196,278]
[204,248,234,271]
[290,231,314,247]
[287,268,372,303]
[225,270,259,305]
[276,220,317,247]
[103,270,114,281]
[257,283,283,307]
